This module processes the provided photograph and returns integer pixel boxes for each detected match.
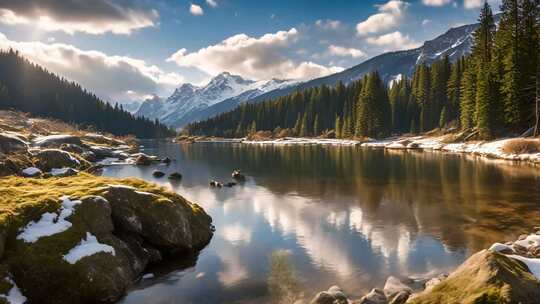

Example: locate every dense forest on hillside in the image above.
[0,50,175,138]
[186,0,540,140]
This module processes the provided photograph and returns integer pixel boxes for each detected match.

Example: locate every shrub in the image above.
[502,139,540,154]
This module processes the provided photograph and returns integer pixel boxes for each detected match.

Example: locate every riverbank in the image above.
[307,229,540,304]
[179,133,540,164]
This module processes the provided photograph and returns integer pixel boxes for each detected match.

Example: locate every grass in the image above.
[502,138,540,154]
[0,173,205,235]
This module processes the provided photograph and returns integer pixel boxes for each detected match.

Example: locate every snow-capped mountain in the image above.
[136,72,298,128]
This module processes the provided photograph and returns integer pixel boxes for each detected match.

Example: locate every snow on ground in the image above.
[489,234,540,281]
[488,243,513,253]
[17,196,81,243]
[63,232,115,264]
[142,273,154,279]
[21,167,41,176]
[50,167,78,176]
[0,277,27,304]
[32,134,74,146]
[242,137,362,146]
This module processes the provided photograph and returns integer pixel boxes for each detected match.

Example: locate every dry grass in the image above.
[502,138,540,154]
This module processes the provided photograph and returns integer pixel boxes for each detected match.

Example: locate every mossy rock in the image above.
[0,174,214,303]
[0,154,33,177]
[409,250,540,304]
[33,149,90,172]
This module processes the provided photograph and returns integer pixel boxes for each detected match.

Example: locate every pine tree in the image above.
[313,114,320,136]
[335,116,342,138]
[460,63,476,129]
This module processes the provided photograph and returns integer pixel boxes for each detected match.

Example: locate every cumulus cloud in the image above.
[167,28,343,80]
[328,45,366,59]
[206,0,218,8]
[0,0,157,35]
[190,4,204,16]
[422,19,432,26]
[464,0,501,9]
[422,0,453,6]
[315,19,342,30]
[356,0,409,36]
[0,33,182,102]
[366,31,421,51]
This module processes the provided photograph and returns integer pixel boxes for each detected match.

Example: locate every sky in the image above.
[0,0,501,104]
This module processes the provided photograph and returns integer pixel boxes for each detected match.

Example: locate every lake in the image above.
[106,140,540,304]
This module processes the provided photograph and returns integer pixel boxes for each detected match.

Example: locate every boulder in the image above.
[423,273,448,292]
[0,132,28,155]
[162,157,171,164]
[310,286,348,304]
[232,169,246,181]
[88,145,115,159]
[21,167,42,177]
[356,288,387,304]
[408,250,540,304]
[32,134,83,148]
[383,276,412,301]
[103,185,213,251]
[82,133,125,146]
[59,143,85,155]
[134,154,153,166]
[34,149,89,172]
[152,170,165,178]
[168,172,182,180]
[0,154,34,177]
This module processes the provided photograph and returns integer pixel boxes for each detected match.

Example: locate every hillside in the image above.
[0,50,175,138]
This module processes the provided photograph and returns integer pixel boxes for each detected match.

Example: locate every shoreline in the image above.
[180,135,540,164]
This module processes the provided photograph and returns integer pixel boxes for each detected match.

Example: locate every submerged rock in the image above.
[408,250,540,304]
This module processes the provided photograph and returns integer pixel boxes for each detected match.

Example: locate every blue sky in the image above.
[0,0,499,104]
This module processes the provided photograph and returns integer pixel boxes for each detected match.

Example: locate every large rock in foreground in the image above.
[34,149,90,171]
[408,250,540,304]
[0,174,213,304]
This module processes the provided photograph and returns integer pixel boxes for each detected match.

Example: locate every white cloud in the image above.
[0,1,157,35]
[328,45,366,58]
[464,0,501,9]
[167,28,343,80]
[356,0,409,36]
[0,32,182,102]
[366,31,421,51]
[190,4,204,16]
[422,19,432,26]
[206,0,218,8]
[315,19,342,30]
[422,0,453,6]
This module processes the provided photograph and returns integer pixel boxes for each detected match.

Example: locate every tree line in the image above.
[186,0,540,140]
[0,50,175,138]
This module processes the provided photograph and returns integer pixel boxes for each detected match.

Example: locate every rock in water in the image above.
[232,170,245,181]
[152,170,165,178]
[356,288,387,304]
[408,250,540,304]
[135,154,152,166]
[168,172,182,180]
[310,285,348,304]
[162,157,171,164]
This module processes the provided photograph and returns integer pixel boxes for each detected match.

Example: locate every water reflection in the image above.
[111,141,540,303]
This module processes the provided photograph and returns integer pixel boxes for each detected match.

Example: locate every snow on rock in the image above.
[17,196,81,243]
[32,134,77,146]
[514,234,540,251]
[63,232,115,264]
[0,277,27,304]
[21,167,41,177]
[142,273,154,279]
[488,243,514,253]
[50,167,78,176]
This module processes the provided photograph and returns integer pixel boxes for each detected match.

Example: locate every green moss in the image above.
[0,173,204,239]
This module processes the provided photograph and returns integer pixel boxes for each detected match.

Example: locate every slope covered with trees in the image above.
[187,0,540,140]
[0,50,175,138]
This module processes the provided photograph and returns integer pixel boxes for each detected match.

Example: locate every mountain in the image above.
[135,72,298,129]
[0,50,174,138]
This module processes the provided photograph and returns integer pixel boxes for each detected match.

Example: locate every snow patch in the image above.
[32,134,74,146]
[142,273,154,279]
[508,255,540,280]
[488,243,514,253]
[0,277,27,304]
[63,232,115,264]
[17,196,81,243]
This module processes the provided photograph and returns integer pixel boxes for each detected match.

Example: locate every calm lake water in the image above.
[107,140,540,304]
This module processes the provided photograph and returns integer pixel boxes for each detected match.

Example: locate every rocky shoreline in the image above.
[307,229,540,304]
[0,111,214,303]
